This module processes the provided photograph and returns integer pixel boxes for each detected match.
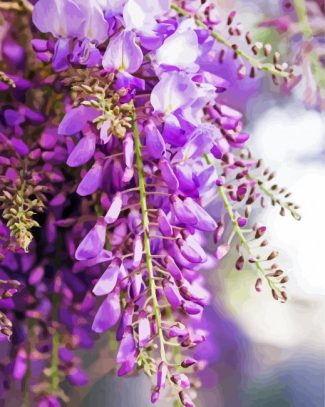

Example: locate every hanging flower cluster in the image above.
[259,0,325,109]
[0,1,301,406]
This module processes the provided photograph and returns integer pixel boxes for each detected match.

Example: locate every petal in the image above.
[163,278,182,309]
[151,72,198,115]
[144,121,166,159]
[132,235,143,267]
[77,161,103,196]
[183,198,217,231]
[116,326,136,363]
[171,195,197,225]
[75,219,107,261]
[67,134,96,167]
[159,159,179,191]
[138,311,151,347]
[104,193,122,224]
[52,38,71,72]
[123,134,134,168]
[92,291,121,333]
[58,106,98,136]
[157,209,173,237]
[102,30,143,73]
[156,28,199,71]
[92,264,119,296]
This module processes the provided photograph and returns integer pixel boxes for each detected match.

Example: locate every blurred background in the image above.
[67,1,325,406]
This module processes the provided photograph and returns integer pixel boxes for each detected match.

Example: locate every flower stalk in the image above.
[131,107,167,364]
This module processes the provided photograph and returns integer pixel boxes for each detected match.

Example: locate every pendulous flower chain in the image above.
[0,1,301,406]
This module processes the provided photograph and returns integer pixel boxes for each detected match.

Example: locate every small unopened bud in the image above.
[272,289,279,301]
[280,276,288,284]
[181,358,197,368]
[179,391,194,407]
[236,256,244,271]
[227,11,236,25]
[255,278,262,292]
[267,251,279,261]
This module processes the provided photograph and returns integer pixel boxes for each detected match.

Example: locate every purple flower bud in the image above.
[179,391,194,407]
[145,121,166,159]
[130,273,143,299]
[157,361,168,389]
[117,357,137,377]
[138,311,151,347]
[104,193,123,224]
[67,368,88,386]
[168,323,188,338]
[182,301,203,315]
[159,159,179,191]
[237,217,247,227]
[158,210,173,237]
[151,388,160,404]
[165,256,183,282]
[171,195,197,225]
[163,278,182,309]
[123,134,134,169]
[117,304,134,341]
[13,349,27,380]
[133,235,143,267]
[75,219,107,261]
[177,239,202,264]
[181,358,197,368]
[92,291,121,333]
[116,326,136,364]
[171,373,190,389]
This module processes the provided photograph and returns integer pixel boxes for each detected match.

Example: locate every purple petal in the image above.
[157,209,173,237]
[93,264,119,296]
[58,106,99,136]
[68,368,88,386]
[132,235,143,267]
[163,278,182,309]
[144,121,166,159]
[171,195,197,225]
[77,161,103,196]
[183,198,216,231]
[159,159,179,191]
[67,134,96,167]
[52,38,71,72]
[138,311,151,347]
[123,134,134,168]
[102,30,143,73]
[104,193,122,224]
[92,291,121,333]
[116,326,136,363]
[75,219,107,261]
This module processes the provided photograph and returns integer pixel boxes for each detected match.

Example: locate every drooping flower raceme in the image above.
[0,1,301,406]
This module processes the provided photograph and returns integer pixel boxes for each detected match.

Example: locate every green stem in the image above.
[292,0,325,89]
[217,185,278,293]
[131,107,167,363]
[50,294,60,393]
[171,3,289,78]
